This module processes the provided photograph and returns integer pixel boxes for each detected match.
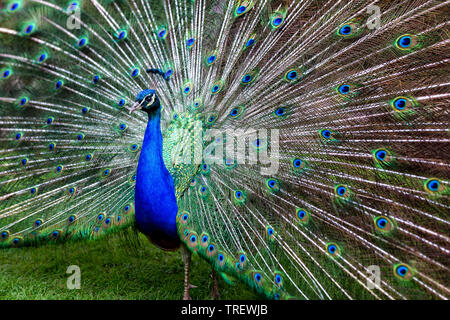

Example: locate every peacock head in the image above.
[129,89,160,114]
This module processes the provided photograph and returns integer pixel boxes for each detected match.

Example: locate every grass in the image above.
[0,229,260,300]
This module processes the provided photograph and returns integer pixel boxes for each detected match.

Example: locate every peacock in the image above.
[0,0,449,300]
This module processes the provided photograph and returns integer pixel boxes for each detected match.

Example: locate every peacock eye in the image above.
[275,274,282,284]
[9,2,20,11]
[339,24,352,35]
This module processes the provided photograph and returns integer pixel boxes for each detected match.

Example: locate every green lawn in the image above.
[0,229,260,300]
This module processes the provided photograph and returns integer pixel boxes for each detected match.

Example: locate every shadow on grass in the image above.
[0,230,260,300]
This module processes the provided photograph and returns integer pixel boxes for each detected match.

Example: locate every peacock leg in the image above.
[210,269,220,299]
[180,244,196,300]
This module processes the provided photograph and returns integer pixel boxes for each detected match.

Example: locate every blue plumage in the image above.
[134,91,179,250]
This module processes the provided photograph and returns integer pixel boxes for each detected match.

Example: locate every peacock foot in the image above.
[183,284,197,300]
[211,286,220,300]
[183,293,191,300]
[210,270,220,299]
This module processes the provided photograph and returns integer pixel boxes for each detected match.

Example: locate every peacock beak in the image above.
[129,101,143,114]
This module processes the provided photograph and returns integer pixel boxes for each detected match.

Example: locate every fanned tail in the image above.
[0,0,193,247]
[172,0,450,300]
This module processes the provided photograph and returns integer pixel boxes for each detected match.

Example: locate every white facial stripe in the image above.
[146,93,155,106]
[129,93,155,114]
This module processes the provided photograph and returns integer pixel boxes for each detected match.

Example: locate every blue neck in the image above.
[134,109,180,250]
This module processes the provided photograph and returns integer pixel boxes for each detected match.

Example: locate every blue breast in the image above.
[134,109,180,250]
